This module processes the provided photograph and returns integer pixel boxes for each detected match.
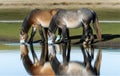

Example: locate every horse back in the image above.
[54,9,83,28]
[29,9,58,27]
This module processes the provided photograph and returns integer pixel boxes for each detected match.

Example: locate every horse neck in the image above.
[80,45,95,73]
[22,15,31,34]
[20,44,45,75]
[39,43,49,65]
[20,44,34,75]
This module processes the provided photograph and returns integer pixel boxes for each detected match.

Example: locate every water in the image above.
[0,50,28,76]
[0,46,120,75]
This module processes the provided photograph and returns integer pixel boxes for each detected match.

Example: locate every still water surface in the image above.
[0,47,120,76]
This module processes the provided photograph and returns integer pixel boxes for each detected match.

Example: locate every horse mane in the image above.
[31,8,41,13]
[49,8,62,16]
[21,8,42,34]
[21,15,30,33]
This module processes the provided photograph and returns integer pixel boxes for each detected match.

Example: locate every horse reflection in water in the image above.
[20,43,55,76]
[20,9,59,67]
[49,42,102,76]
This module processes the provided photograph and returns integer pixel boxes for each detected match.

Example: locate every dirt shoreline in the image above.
[93,41,120,48]
[1,39,120,48]
[0,0,120,9]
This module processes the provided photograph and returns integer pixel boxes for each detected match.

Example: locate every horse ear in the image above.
[50,9,58,15]
[20,30,23,35]
[20,29,26,36]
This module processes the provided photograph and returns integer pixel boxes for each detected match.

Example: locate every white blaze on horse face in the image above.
[63,16,83,28]
[20,35,25,44]
[20,34,28,45]
[33,27,37,31]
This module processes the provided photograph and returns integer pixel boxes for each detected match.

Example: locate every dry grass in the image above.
[0,0,120,9]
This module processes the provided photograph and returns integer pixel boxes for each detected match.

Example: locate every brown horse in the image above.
[20,42,55,76]
[49,43,102,75]
[20,9,60,61]
[20,8,59,43]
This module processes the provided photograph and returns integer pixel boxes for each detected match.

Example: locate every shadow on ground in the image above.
[70,34,120,44]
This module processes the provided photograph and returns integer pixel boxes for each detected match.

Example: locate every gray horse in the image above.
[48,8,101,44]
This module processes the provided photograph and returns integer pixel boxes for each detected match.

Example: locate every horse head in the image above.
[47,30,57,43]
[20,42,55,76]
[20,30,28,44]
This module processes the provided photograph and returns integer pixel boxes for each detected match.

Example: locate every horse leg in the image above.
[89,26,94,44]
[29,42,38,64]
[61,26,70,64]
[61,26,69,42]
[67,40,71,62]
[28,27,36,43]
[49,44,60,74]
[44,43,49,62]
[81,44,94,68]
[57,28,62,42]
[39,43,49,65]
[86,46,93,63]
[86,26,94,44]
[62,42,68,65]
[80,44,87,65]
[65,29,71,62]
[90,45,94,59]
[80,23,86,43]
[55,28,62,53]
[58,28,62,36]
[38,25,45,43]
[44,28,48,43]
[81,23,93,44]
[43,28,49,61]
[28,27,38,63]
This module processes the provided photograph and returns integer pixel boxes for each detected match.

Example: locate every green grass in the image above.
[0,8,120,20]
[0,23,119,42]
[70,23,120,36]
[0,44,19,50]
[93,8,120,20]
[0,23,20,42]
[0,22,120,49]
[0,8,30,20]
[100,23,120,34]
[0,8,120,50]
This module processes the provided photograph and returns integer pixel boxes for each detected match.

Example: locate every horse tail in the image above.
[93,12,102,41]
